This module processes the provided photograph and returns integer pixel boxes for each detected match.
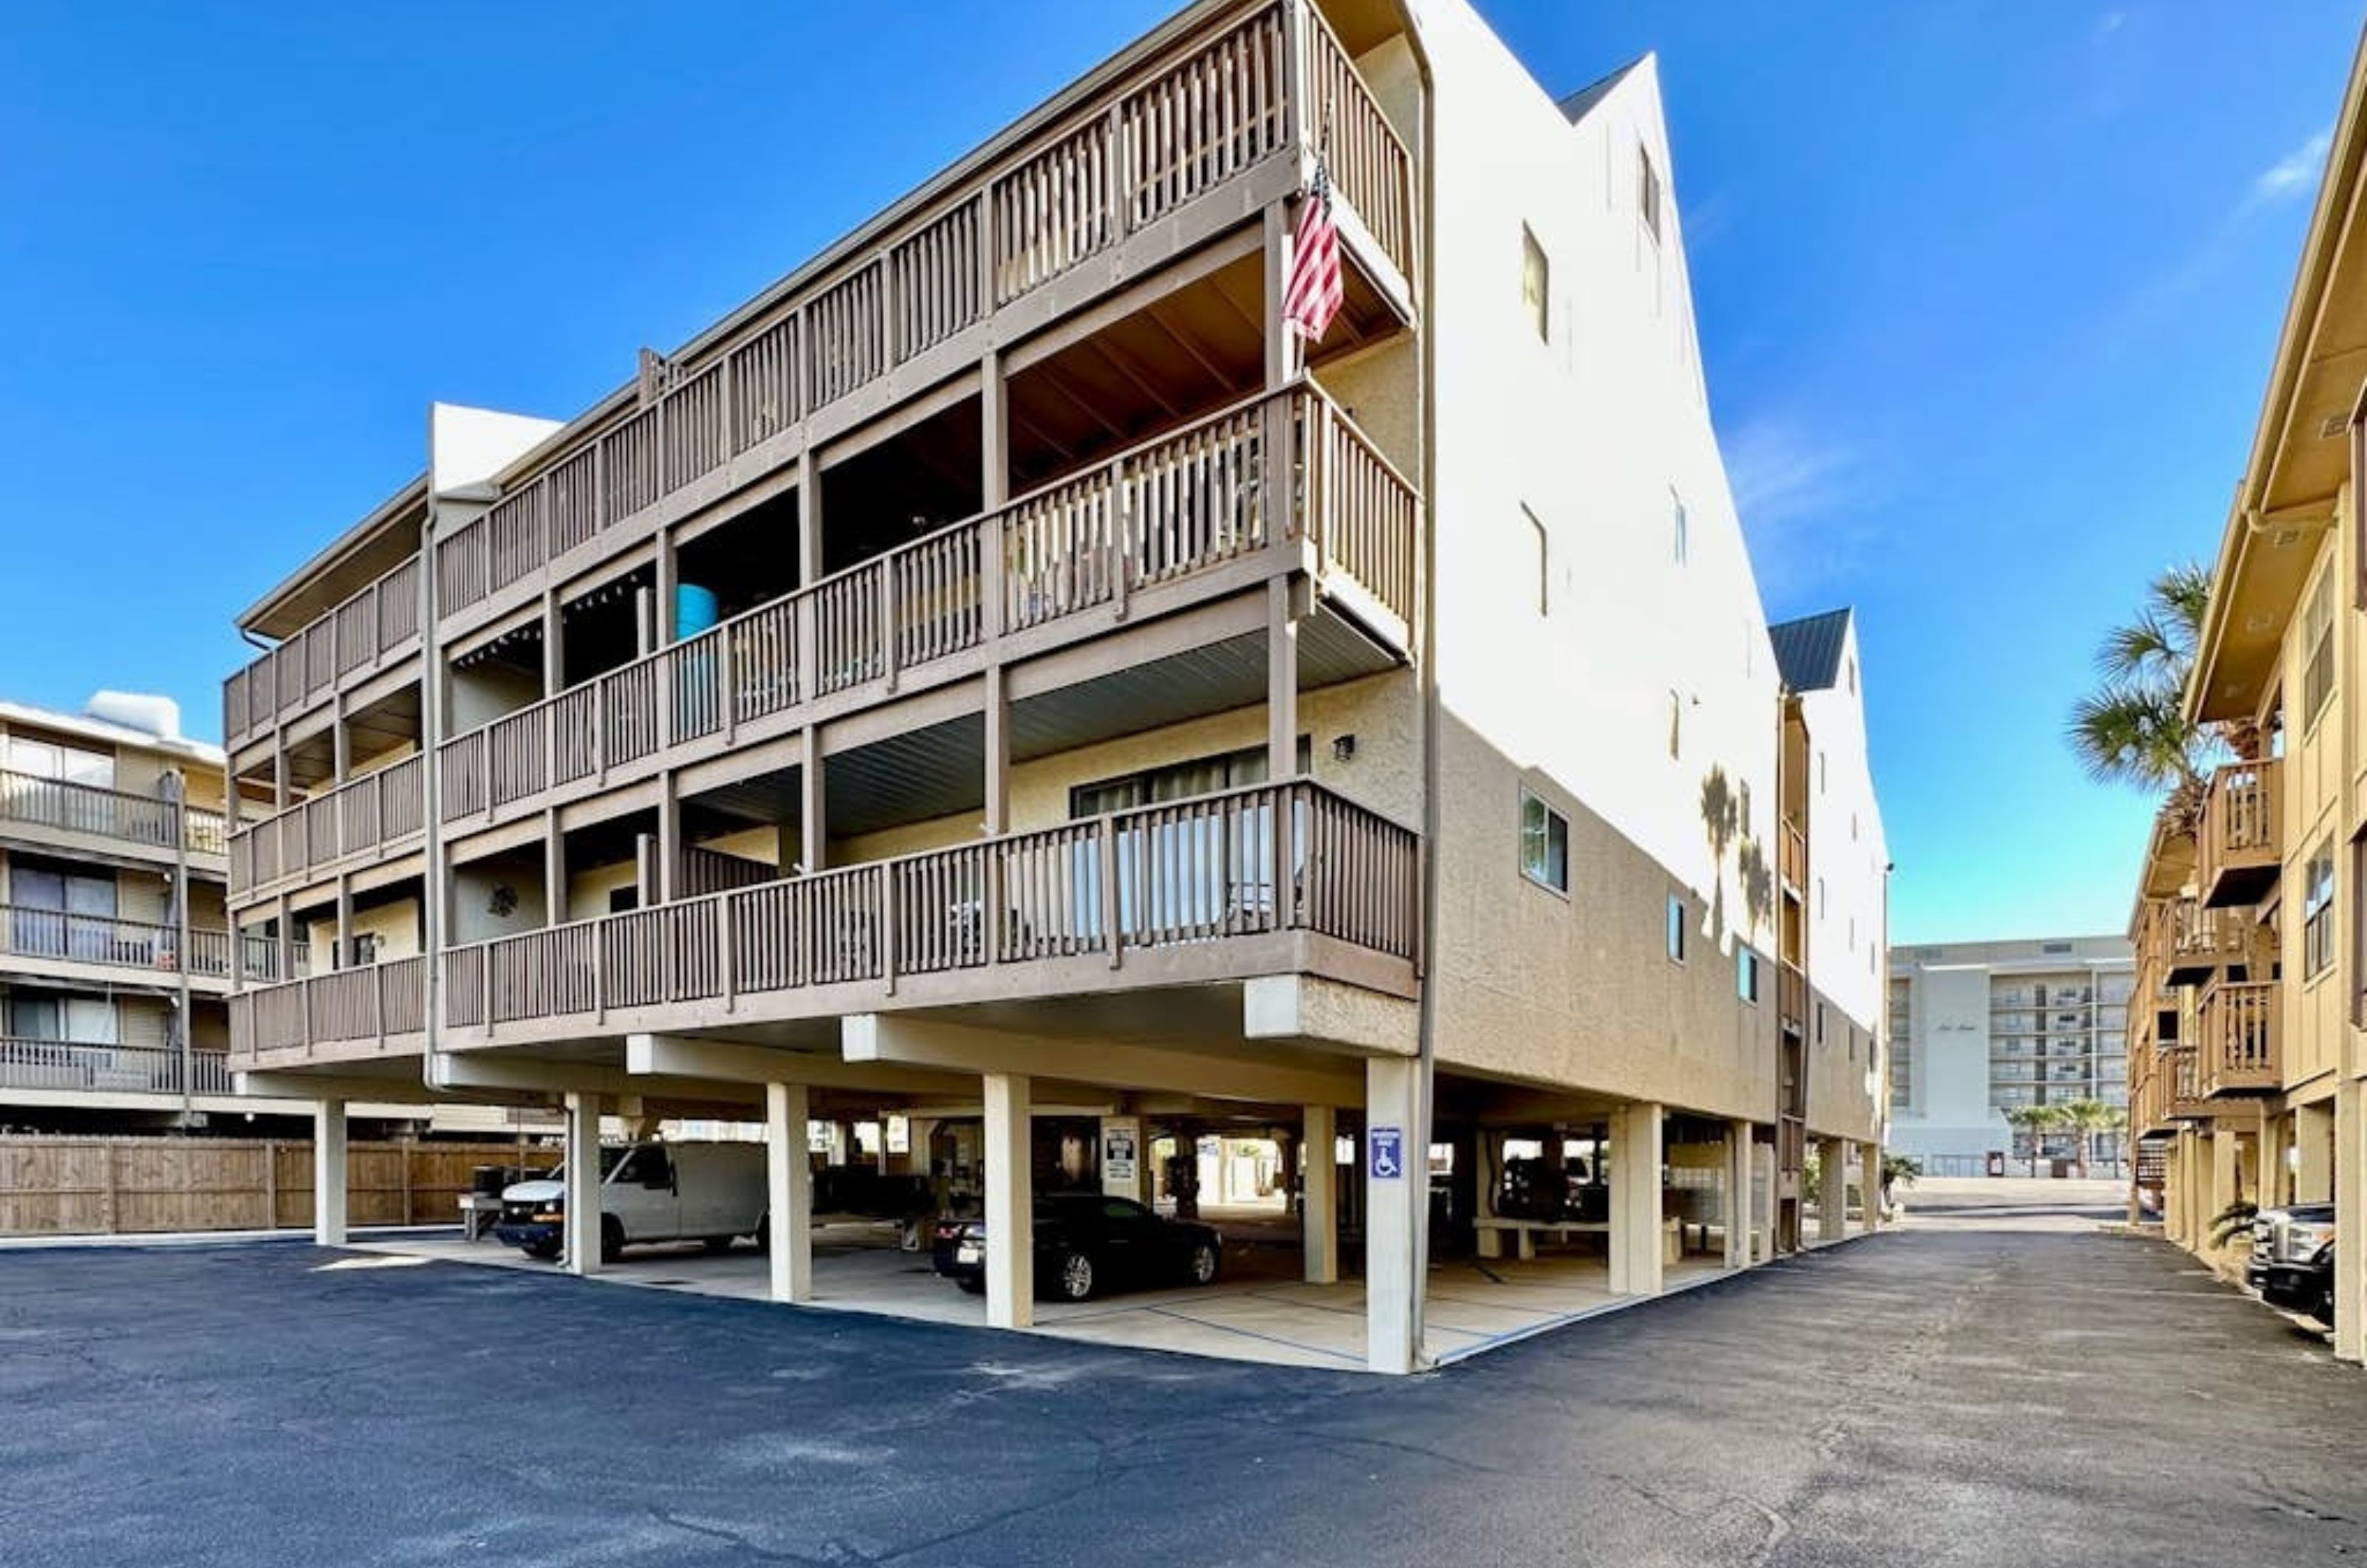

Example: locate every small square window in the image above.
[1667,895,1687,962]
[1521,227,1550,343]
[1520,789,1569,893]
[1638,145,1663,243]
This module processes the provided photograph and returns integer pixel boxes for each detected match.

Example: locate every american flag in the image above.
[1280,174,1343,345]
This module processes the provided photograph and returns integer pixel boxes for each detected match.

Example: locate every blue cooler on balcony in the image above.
[673,584,722,735]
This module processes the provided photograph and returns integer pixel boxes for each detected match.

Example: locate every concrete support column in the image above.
[1725,1120,1754,1268]
[1363,1056,1422,1374]
[565,1091,604,1277]
[983,1072,1033,1330]
[1303,1104,1337,1285]
[2210,1126,2241,1231]
[1609,1102,1665,1297]
[1858,1141,1882,1231]
[2297,1100,2335,1204]
[1817,1136,1847,1243]
[313,1099,347,1246]
[2337,1083,2364,1362]
[766,1081,813,1305]
[1754,1139,1777,1263]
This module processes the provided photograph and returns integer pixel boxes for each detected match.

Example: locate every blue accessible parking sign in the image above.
[1369,1126,1404,1180]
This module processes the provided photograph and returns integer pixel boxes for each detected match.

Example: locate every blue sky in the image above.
[0,1,2355,944]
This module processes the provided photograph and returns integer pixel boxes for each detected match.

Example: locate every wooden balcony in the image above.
[436,779,1416,1051]
[227,757,425,903]
[222,555,422,753]
[2163,1044,2213,1121]
[2198,757,2281,909]
[2196,979,2280,1097]
[436,381,1414,837]
[1778,820,1806,894]
[0,1039,232,1098]
[0,769,227,866]
[427,0,1414,646]
[0,908,237,993]
[1777,957,1807,1038]
[226,955,428,1071]
[2164,897,2252,986]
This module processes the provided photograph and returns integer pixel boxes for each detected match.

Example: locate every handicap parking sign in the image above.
[1369,1126,1404,1180]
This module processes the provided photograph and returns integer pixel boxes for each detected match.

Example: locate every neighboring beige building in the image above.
[220,0,1888,1371]
[2127,30,2367,1352]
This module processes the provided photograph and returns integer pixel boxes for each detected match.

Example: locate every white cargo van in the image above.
[492,1141,767,1262]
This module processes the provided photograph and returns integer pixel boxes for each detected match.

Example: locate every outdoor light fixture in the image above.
[1333,734,1357,763]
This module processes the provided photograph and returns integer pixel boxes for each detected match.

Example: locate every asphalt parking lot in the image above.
[4,1197,2363,1567]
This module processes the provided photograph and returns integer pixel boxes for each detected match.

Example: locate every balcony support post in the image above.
[1302,1102,1337,1285]
[1266,576,1299,782]
[565,1090,604,1277]
[1815,1135,1846,1243]
[334,876,354,971]
[542,587,565,697]
[1610,1103,1667,1297]
[980,348,1008,640]
[312,1098,348,1247]
[766,1080,814,1304]
[1858,1140,1883,1231]
[331,700,351,786]
[1726,1120,1755,1266]
[2338,1081,2365,1361]
[982,1070,1033,1330]
[800,727,825,874]
[544,808,567,933]
[656,771,680,905]
[1363,1055,1424,1373]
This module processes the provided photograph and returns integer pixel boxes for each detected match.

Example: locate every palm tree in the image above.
[2056,1098,2125,1177]
[2005,1104,2064,1177]
[2065,561,2228,825]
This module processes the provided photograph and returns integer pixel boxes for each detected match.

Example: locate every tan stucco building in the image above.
[220,0,1888,1371]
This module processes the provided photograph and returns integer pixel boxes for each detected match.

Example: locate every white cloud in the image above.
[2252,127,2332,206]
[1724,416,1880,607]
[2093,10,2127,42]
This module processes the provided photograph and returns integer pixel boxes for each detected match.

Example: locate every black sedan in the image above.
[931,1194,1221,1302]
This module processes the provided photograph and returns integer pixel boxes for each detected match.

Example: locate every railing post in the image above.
[1100,815,1122,969]
[1274,783,1298,932]
[880,563,899,693]
[374,962,388,1053]
[720,894,737,1013]
[1112,451,1133,624]
[882,866,899,996]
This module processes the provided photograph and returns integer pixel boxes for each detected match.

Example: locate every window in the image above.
[1638,144,1662,243]
[1668,692,1683,760]
[1071,740,1306,818]
[1738,947,1760,1003]
[1520,790,1569,893]
[1667,895,1687,962]
[1521,227,1550,342]
[2306,566,2336,723]
[1527,507,1549,616]
[1672,493,1688,565]
[2305,837,2337,978]
[348,933,381,968]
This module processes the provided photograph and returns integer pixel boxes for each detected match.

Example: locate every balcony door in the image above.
[10,865,119,962]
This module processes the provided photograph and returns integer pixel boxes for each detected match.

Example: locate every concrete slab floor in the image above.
[351,1226,1745,1372]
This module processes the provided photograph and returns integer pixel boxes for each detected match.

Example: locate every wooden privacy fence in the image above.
[0,1138,557,1238]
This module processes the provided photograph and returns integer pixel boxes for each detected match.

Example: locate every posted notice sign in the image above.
[1368,1126,1405,1180]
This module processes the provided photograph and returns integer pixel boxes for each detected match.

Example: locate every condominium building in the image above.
[2125,31,2366,1354]
[1886,936,2133,1172]
[217,0,1888,1372]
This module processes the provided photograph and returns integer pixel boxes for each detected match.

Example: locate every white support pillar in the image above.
[1364,1056,1422,1374]
[1609,1102,1665,1297]
[2337,1082,2364,1362]
[1817,1136,1847,1243]
[2298,1100,2335,1203]
[1725,1120,1754,1268]
[1754,1139,1777,1263]
[313,1099,348,1246]
[767,1081,813,1305]
[565,1091,604,1277]
[1303,1103,1337,1285]
[1859,1141,1883,1231]
[983,1072,1033,1329]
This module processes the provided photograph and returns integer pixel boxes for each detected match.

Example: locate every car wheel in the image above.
[601,1215,626,1264]
[1056,1249,1095,1302]
[2320,1283,2338,1328]
[956,1277,986,1295]
[1187,1238,1220,1287]
[524,1237,561,1262]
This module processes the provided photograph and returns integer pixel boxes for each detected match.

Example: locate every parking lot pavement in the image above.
[5,1210,2365,1567]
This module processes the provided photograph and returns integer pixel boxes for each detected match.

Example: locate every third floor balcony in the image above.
[2198,757,2281,909]
[2195,977,2280,1098]
[227,755,426,902]
[222,554,423,753]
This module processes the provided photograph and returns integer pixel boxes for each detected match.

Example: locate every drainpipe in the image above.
[1402,1,1439,1368]
[169,766,194,1126]
[418,491,445,1103]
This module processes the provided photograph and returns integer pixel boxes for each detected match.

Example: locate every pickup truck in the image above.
[2251,1203,2336,1325]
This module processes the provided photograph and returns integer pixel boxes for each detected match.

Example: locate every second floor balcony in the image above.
[2198,757,2281,909]
[226,954,428,1069]
[0,1038,233,1098]
[228,756,426,901]
[2195,978,2280,1097]
[0,908,238,993]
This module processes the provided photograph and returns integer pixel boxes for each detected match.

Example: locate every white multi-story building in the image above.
[1887,935,2134,1172]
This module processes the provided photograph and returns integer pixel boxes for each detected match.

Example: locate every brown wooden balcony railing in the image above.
[2164,1044,2211,1119]
[1777,821,1806,892]
[0,907,233,979]
[2197,979,2280,1096]
[2165,896,2251,982]
[428,1,1414,636]
[0,1039,232,1096]
[227,756,425,899]
[2198,757,2282,908]
[1777,958,1806,1034]
[237,932,306,985]
[226,954,427,1065]
[222,553,423,748]
[436,382,1415,831]
[441,780,1415,1041]
[0,769,226,859]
